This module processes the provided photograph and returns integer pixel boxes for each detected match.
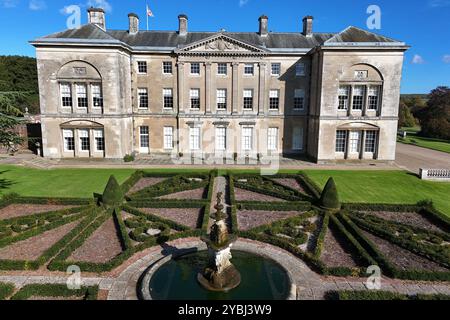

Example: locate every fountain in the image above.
[197,192,241,292]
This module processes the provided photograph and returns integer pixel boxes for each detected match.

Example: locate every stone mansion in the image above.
[31,8,409,163]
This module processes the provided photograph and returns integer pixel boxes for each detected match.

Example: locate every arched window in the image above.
[56,61,103,114]
[337,64,383,116]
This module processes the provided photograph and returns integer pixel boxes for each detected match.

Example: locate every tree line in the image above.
[399,87,450,140]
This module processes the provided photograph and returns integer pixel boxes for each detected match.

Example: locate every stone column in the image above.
[258,62,267,115]
[232,62,239,114]
[177,62,185,113]
[360,130,366,160]
[205,62,212,114]
[344,130,350,160]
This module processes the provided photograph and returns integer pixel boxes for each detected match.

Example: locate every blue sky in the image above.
[0,0,449,93]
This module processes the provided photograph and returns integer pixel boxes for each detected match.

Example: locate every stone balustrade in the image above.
[420,168,450,181]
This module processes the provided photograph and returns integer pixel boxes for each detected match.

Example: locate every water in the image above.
[148,251,291,300]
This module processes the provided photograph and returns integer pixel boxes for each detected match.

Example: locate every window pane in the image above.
[338,86,349,110]
[78,129,90,151]
[63,129,74,151]
[294,89,305,110]
[368,86,380,110]
[271,63,281,76]
[244,64,254,75]
[217,63,227,75]
[349,131,361,153]
[189,127,200,150]
[60,83,72,107]
[76,84,88,108]
[94,129,104,151]
[269,90,279,110]
[296,63,305,76]
[140,126,149,148]
[365,131,377,153]
[163,62,172,74]
[190,89,200,109]
[215,127,226,151]
[164,127,173,149]
[191,63,200,74]
[242,127,253,151]
[268,127,278,151]
[91,84,103,108]
[243,89,253,110]
[138,88,149,109]
[163,88,173,109]
[335,130,347,152]
[138,61,147,73]
[352,86,365,110]
[293,127,304,150]
[217,89,227,109]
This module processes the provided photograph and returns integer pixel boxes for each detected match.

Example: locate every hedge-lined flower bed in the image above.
[349,212,449,268]
[10,284,98,300]
[0,207,98,271]
[233,175,303,201]
[236,201,311,212]
[129,175,209,199]
[338,212,450,281]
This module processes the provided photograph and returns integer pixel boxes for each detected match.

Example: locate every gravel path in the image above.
[140,208,203,229]
[68,218,123,264]
[0,204,78,220]
[157,188,205,200]
[272,178,308,194]
[0,220,80,260]
[234,188,286,202]
[237,210,300,231]
[321,226,361,268]
[126,178,166,195]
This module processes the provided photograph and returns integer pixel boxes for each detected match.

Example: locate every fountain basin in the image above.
[140,250,294,300]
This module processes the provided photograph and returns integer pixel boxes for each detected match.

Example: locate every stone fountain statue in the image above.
[197,192,241,292]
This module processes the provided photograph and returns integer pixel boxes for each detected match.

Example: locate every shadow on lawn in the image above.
[0,170,15,191]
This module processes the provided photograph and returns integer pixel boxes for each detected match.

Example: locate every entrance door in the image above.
[139,126,150,154]
[349,131,361,154]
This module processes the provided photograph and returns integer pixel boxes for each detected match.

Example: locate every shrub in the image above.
[123,154,135,162]
[102,175,124,207]
[326,290,408,300]
[0,282,14,300]
[11,284,98,300]
[319,178,341,211]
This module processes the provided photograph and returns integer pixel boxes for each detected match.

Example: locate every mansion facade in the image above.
[31,8,409,163]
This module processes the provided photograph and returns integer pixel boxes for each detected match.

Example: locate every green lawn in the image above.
[304,170,450,217]
[0,165,136,198]
[398,127,450,154]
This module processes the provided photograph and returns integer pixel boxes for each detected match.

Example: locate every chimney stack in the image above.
[302,16,313,36]
[178,14,188,36]
[128,13,139,34]
[259,15,268,37]
[87,7,106,30]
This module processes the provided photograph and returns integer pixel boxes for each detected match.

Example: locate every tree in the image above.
[319,177,341,211]
[398,101,417,128]
[0,114,23,152]
[416,87,450,140]
[101,175,124,207]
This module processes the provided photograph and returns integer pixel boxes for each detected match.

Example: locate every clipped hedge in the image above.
[11,284,98,300]
[350,213,449,268]
[13,196,92,206]
[297,172,322,200]
[121,205,190,231]
[326,290,450,301]
[113,208,132,251]
[48,228,203,273]
[313,213,330,258]
[0,282,15,300]
[127,199,207,208]
[228,174,239,234]
[339,212,450,281]
[234,174,304,201]
[130,175,209,199]
[0,207,98,271]
[120,170,144,194]
[236,201,311,212]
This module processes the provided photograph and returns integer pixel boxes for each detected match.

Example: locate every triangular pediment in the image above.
[177,34,267,55]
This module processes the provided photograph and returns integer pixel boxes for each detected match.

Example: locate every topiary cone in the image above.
[102,175,124,207]
[319,177,341,211]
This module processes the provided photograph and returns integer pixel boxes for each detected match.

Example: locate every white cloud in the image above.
[443,55,450,63]
[239,0,249,7]
[1,0,19,8]
[429,0,450,7]
[29,0,46,10]
[87,0,111,12]
[412,54,425,64]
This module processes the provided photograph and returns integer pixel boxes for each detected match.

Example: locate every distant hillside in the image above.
[0,56,38,92]
[401,94,429,101]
